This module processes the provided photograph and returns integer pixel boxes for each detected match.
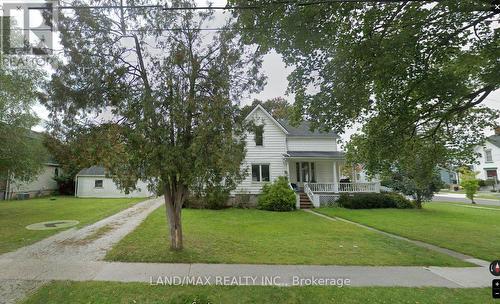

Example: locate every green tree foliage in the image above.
[0,46,47,182]
[43,0,264,250]
[347,130,446,207]
[257,176,296,211]
[459,168,480,204]
[239,97,293,120]
[231,0,499,200]
[43,124,128,194]
[379,167,444,208]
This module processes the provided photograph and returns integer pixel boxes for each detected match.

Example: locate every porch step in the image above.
[299,192,313,209]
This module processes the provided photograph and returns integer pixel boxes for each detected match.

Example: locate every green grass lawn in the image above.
[105,207,468,266]
[437,201,500,209]
[0,196,145,254]
[316,203,500,261]
[21,281,494,304]
[475,194,500,200]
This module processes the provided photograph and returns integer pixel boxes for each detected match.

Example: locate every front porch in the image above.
[302,182,381,208]
[284,155,380,208]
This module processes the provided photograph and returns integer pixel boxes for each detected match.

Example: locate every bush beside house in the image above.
[185,186,231,210]
[337,193,415,209]
[257,177,296,211]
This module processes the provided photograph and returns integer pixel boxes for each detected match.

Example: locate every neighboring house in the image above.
[0,130,60,200]
[471,128,500,187]
[0,162,60,200]
[438,167,459,187]
[233,104,380,208]
[75,166,154,198]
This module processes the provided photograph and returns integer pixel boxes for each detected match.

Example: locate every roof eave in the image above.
[287,134,339,138]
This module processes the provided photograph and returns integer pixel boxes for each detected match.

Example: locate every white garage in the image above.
[75,166,154,198]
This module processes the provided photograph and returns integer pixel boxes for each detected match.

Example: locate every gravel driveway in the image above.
[0,196,163,304]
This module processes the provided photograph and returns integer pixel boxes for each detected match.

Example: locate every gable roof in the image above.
[77,165,106,176]
[487,135,500,149]
[243,104,337,137]
[244,104,289,134]
[278,119,337,137]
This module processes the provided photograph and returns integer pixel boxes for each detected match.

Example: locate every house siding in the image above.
[233,107,287,194]
[472,141,500,180]
[76,176,153,198]
[287,137,337,152]
[6,164,59,199]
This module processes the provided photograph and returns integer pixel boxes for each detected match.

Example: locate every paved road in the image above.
[433,193,500,206]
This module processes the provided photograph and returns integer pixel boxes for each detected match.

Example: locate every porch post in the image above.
[333,161,338,193]
[286,160,290,180]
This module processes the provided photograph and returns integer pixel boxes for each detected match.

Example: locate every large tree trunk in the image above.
[164,182,187,250]
[415,193,423,209]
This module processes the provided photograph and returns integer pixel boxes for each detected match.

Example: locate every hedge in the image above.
[336,192,416,209]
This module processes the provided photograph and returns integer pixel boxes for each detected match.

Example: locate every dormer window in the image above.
[485,149,493,163]
[254,125,264,146]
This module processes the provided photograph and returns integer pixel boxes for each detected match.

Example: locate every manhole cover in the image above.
[26,220,79,230]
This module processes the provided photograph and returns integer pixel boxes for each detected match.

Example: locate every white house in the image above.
[471,128,500,184]
[233,104,380,208]
[1,163,60,200]
[75,166,154,198]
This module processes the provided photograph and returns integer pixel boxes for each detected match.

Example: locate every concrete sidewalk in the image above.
[0,258,494,288]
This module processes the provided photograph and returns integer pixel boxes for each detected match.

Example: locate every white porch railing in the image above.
[303,183,320,207]
[307,183,336,192]
[303,182,380,208]
[307,182,380,193]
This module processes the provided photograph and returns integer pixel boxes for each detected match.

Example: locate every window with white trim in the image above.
[251,164,270,182]
[486,169,497,180]
[485,149,493,162]
[254,125,264,146]
[94,180,103,188]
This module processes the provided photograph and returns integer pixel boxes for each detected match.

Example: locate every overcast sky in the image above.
[28,0,499,142]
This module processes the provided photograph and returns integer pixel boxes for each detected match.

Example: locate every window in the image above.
[94,179,103,188]
[262,164,270,181]
[54,168,59,177]
[296,162,316,183]
[485,149,493,162]
[301,162,310,182]
[486,169,497,180]
[251,164,270,182]
[254,125,264,146]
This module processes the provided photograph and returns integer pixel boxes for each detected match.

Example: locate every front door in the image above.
[295,162,316,189]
